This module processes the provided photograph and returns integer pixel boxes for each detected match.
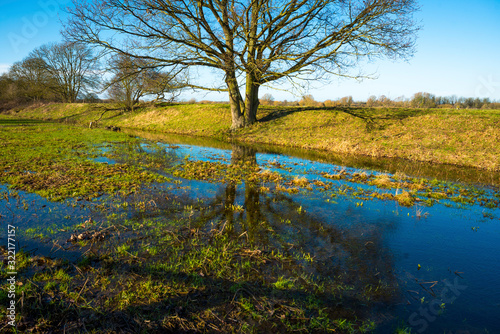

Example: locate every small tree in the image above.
[260,93,275,106]
[366,95,377,107]
[378,95,394,107]
[106,54,187,111]
[299,94,316,107]
[411,92,436,108]
[339,96,353,107]
[324,99,336,107]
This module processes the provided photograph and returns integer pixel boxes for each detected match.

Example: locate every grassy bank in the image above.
[0,119,168,201]
[4,102,500,171]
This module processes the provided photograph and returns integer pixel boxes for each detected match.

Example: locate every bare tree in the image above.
[411,92,436,108]
[8,56,56,102]
[31,42,100,103]
[106,54,188,111]
[339,96,353,107]
[260,93,275,106]
[299,94,317,107]
[0,74,18,108]
[366,95,377,107]
[65,0,419,129]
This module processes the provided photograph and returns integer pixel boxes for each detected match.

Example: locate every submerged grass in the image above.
[0,120,387,333]
[1,202,385,333]
[172,157,498,210]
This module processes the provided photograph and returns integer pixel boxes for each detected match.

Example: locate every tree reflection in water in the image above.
[105,140,401,326]
[192,144,399,316]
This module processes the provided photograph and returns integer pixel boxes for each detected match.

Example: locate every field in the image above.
[0,121,394,333]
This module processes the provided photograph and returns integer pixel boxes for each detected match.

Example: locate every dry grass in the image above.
[370,174,394,188]
[394,191,416,207]
[238,107,500,171]
[291,176,310,187]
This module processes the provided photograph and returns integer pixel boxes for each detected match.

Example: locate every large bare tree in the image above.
[65,0,419,129]
[32,42,100,103]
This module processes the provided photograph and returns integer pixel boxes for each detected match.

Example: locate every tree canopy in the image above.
[65,0,419,129]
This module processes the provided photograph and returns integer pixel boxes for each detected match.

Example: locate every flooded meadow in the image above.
[1,123,499,333]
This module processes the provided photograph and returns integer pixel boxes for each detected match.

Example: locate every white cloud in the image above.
[0,64,11,74]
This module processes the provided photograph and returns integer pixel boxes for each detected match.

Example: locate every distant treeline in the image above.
[0,41,186,112]
[258,93,500,109]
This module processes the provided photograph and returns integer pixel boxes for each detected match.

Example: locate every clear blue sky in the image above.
[1,0,499,101]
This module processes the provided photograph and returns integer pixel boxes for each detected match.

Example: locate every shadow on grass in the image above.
[0,118,49,126]
[258,106,315,123]
[258,106,431,132]
[57,105,125,125]
[111,266,369,333]
[14,263,371,333]
[11,178,395,332]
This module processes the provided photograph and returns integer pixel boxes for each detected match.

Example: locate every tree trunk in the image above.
[244,1,260,126]
[231,144,257,165]
[245,182,260,230]
[244,76,259,125]
[226,74,245,130]
[224,182,237,234]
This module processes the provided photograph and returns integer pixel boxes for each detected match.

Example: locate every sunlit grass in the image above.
[5,103,500,170]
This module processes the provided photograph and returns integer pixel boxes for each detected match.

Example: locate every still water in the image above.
[2,132,499,333]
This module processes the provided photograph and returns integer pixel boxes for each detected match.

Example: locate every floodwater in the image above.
[1,131,499,333]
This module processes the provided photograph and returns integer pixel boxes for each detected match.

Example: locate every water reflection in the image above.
[123,128,500,186]
[192,144,400,313]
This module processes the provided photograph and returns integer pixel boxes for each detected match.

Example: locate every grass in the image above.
[240,106,500,171]
[0,119,169,201]
[0,120,387,333]
[171,156,498,210]
[0,207,385,333]
[3,102,500,171]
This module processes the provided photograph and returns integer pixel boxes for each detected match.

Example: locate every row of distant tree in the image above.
[0,41,187,111]
[259,93,500,109]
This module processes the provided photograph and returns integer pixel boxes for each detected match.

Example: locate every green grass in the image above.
[0,120,403,332]
[4,102,500,171]
[240,106,500,171]
[0,121,169,201]
[1,117,497,333]
[170,157,498,210]
[1,115,492,208]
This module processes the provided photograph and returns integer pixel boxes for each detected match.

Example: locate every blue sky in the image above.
[1,0,499,101]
